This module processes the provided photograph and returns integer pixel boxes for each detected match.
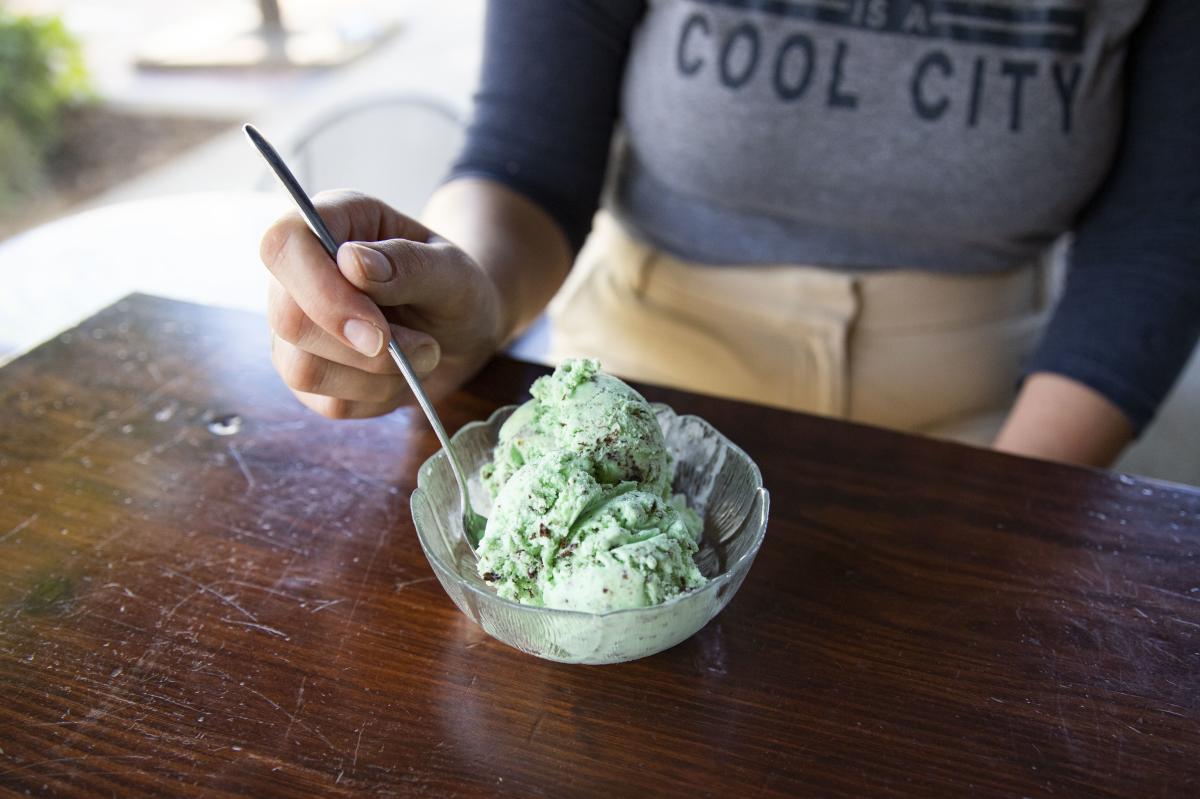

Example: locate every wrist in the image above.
[422,177,573,351]
[480,259,516,349]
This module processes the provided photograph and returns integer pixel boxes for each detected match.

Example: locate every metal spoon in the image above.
[243,123,488,551]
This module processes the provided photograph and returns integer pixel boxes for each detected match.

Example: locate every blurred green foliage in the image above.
[0,7,90,204]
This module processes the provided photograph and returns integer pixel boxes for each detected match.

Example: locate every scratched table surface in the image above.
[1,294,1198,798]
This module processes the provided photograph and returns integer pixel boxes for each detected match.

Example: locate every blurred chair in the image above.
[280,92,554,365]
[284,93,465,218]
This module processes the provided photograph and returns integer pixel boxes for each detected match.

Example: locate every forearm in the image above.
[422,177,574,344]
[993,372,1134,467]
[1002,0,1199,466]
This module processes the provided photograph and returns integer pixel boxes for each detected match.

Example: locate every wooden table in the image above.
[2,295,1198,797]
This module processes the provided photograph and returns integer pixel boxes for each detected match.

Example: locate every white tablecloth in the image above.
[0,191,286,359]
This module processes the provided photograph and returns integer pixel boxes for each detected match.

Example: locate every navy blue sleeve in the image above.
[448,0,646,253]
[1025,0,1200,433]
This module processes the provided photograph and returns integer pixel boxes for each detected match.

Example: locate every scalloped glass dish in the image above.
[410,404,769,664]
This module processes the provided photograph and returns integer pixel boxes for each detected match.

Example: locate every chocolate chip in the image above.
[482,572,498,582]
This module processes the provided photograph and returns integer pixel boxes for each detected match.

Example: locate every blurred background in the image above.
[0,0,1195,485]
[0,0,484,355]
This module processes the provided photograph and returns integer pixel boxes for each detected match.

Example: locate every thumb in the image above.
[336,239,470,309]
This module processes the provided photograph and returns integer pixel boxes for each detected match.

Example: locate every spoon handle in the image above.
[244,124,340,257]
[384,337,471,496]
[243,123,472,497]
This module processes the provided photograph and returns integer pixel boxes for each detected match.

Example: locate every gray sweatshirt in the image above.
[617,0,1145,271]
[450,0,1200,432]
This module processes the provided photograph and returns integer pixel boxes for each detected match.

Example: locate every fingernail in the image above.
[343,319,384,357]
[352,244,392,282]
[412,343,440,373]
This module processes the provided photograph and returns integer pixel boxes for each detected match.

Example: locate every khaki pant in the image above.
[548,213,1050,445]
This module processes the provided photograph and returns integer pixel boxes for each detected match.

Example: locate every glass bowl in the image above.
[410,403,770,665]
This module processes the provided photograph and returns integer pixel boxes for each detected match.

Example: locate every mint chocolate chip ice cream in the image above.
[476,359,705,613]
[482,358,673,499]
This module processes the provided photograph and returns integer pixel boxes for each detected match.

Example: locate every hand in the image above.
[260,190,503,418]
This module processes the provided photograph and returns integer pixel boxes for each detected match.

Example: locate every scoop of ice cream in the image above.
[476,359,707,613]
[480,399,549,498]
[541,489,706,613]
[477,451,605,604]
[476,451,705,612]
[481,359,672,499]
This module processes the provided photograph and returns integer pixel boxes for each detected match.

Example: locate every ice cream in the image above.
[482,358,673,499]
[476,359,706,613]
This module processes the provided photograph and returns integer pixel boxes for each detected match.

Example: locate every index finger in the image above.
[303,189,435,246]
[260,209,388,358]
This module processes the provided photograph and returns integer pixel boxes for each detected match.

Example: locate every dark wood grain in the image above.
[1,294,1198,798]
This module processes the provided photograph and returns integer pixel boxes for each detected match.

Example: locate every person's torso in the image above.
[614,0,1150,270]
